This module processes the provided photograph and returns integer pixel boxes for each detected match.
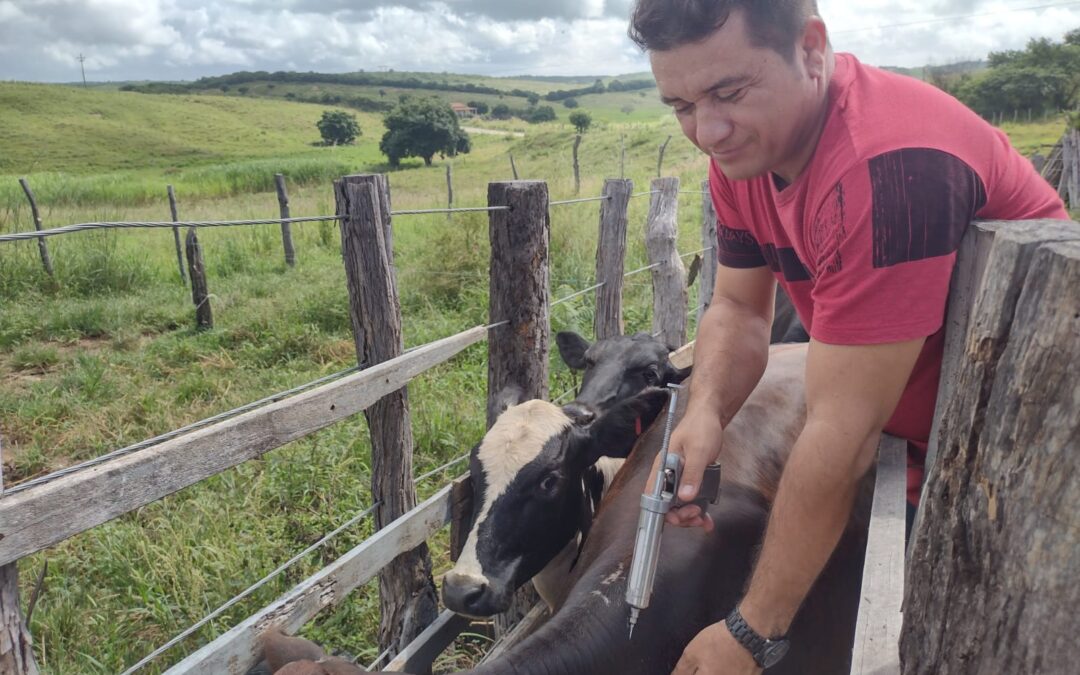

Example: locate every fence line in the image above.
[122,501,382,675]
[549,195,611,206]
[0,216,345,244]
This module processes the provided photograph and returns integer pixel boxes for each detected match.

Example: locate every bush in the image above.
[526,105,557,124]
[491,103,512,119]
[316,110,361,145]
[467,100,490,115]
[562,98,579,109]
[569,110,592,134]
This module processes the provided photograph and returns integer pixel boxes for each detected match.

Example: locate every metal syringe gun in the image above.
[625,383,722,639]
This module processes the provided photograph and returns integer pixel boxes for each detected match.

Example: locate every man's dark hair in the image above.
[629,0,818,58]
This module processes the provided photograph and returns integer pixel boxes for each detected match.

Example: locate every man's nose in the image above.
[695,106,735,151]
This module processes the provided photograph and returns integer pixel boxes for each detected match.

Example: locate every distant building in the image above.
[450,102,477,119]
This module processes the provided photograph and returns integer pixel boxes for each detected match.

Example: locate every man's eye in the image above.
[674,105,694,116]
[714,88,744,103]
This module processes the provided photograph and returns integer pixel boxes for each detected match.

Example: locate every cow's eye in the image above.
[539,473,561,494]
[643,367,660,385]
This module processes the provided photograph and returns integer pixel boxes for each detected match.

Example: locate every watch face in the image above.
[760,640,790,668]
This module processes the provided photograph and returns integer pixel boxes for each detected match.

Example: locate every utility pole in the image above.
[77,54,87,88]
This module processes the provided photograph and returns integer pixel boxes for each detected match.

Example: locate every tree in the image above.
[569,110,592,134]
[379,97,472,166]
[563,97,579,109]
[492,103,512,119]
[527,92,541,106]
[317,110,361,145]
[527,105,557,123]
[467,100,490,115]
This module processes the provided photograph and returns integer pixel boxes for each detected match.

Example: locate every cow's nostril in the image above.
[443,576,489,614]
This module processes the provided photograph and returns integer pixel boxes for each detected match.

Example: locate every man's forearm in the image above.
[739,418,877,635]
[689,296,771,426]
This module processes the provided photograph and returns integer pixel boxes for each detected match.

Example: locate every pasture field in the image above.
[0,79,1067,673]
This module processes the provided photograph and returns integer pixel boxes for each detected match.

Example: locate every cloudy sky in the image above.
[1,0,1078,82]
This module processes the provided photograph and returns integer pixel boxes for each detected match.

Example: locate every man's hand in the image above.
[644,406,725,531]
[672,621,762,675]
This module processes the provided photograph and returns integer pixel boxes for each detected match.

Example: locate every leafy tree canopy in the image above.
[379,97,471,166]
[317,110,361,145]
[953,35,1080,117]
[569,110,592,134]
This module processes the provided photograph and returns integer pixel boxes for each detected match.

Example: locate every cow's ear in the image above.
[574,387,670,466]
[668,364,692,385]
[556,331,591,370]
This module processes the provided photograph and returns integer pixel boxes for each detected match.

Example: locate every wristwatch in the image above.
[725,605,791,669]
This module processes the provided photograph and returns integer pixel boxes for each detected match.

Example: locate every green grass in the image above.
[0,80,1067,674]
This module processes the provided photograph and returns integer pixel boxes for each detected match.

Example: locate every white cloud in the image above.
[0,0,1076,81]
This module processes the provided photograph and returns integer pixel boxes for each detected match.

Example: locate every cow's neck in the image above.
[531,457,624,610]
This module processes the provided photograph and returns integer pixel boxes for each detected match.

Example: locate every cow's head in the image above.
[442,388,669,617]
[556,331,690,411]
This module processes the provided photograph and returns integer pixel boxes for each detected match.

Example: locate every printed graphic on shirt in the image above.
[811,182,846,275]
[869,149,987,268]
[716,222,767,268]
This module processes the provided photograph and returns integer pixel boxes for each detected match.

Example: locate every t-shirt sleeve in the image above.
[808,148,987,345]
[708,159,767,269]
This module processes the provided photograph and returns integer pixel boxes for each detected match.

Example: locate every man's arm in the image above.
[662,263,776,525]
[739,336,924,635]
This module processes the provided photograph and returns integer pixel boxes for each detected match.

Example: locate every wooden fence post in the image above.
[446,164,453,220]
[509,153,520,180]
[166,185,188,285]
[274,174,297,268]
[646,177,687,348]
[17,179,54,278]
[185,228,213,330]
[572,135,582,195]
[594,178,633,340]
[902,220,1080,674]
[657,135,672,178]
[0,563,39,675]
[335,174,438,658]
[487,180,550,634]
[699,179,718,324]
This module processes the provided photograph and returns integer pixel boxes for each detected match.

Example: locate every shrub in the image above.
[569,110,592,134]
[562,98,579,109]
[316,110,361,145]
[526,105,557,124]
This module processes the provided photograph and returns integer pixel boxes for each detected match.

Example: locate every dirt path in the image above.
[461,126,525,138]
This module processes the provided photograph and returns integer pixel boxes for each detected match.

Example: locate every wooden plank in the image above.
[477,602,549,665]
[275,174,296,267]
[449,475,474,563]
[0,325,487,567]
[646,177,687,348]
[699,179,717,324]
[594,178,632,340]
[849,434,906,675]
[164,484,454,675]
[338,173,437,654]
[185,227,212,330]
[0,562,39,675]
[17,178,54,278]
[383,609,471,674]
[167,185,188,285]
[669,340,695,371]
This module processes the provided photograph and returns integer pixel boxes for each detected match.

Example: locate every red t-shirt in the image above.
[709,53,1068,504]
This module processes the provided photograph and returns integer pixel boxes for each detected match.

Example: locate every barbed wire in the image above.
[121,500,382,675]
[414,454,469,483]
[0,216,344,244]
[552,281,605,307]
[630,190,662,199]
[680,246,714,259]
[391,206,509,216]
[623,261,662,278]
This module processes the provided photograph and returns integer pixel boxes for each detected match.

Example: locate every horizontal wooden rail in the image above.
[850,434,906,675]
[383,609,472,673]
[0,326,488,567]
[164,483,456,675]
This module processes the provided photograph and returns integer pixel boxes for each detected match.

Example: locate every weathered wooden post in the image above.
[274,174,297,268]
[902,219,1080,674]
[509,153,520,180]
[335,173,438,658]
[166,185,188,285]
[446,164,454,219]
[487,180,550,635]
[646,177,687,347]
[657,134,672,178]
[17,179,54,278]
[0,563,39,675]
[185,228,213,330]
[594,178,633,340]
[699,179,718,323]
[572,134,582,195]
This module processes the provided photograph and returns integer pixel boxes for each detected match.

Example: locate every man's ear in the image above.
[556,331,591,370]
[573,387,670,466]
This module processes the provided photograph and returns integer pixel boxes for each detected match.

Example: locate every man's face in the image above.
[651,10,826,182]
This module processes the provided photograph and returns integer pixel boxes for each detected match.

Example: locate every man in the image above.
[628,1,1069,673]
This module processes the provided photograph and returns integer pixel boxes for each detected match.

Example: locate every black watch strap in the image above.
[725,605,790,669]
